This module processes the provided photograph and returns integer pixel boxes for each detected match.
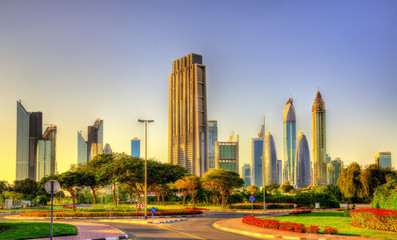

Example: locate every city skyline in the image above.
[1,1,397,183]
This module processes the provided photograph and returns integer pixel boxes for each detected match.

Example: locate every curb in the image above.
[100,218,188,224]
[87,225,128,240]
[152,218,187,224]
[212,222,301,240]
[5,213,210,220]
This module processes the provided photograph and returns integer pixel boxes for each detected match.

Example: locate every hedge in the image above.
[350,208,397,232]
[371,179,397,211]
[229,203,295,209]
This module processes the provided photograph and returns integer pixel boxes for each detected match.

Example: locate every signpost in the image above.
[249,196,255,216]
[151,207,156,222]
[135,204,144,216]
[249,191,255,196]
[45,180,60,240]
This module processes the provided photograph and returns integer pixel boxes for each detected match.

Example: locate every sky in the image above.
[1,0,396,183]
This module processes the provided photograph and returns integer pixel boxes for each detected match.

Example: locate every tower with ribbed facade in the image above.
[168,53,208,176]
[312,90,327,185]
[283,98,296,185]
[263,131,277,186]
[295,131,311,188]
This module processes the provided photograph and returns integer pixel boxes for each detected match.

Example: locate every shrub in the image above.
[324,226,338,234]
[371,178,397,211]
[242,216,308,233]
[306,225,320,234]
[350,208,397,232]
[289,210,311,215]
[230,203,295,210]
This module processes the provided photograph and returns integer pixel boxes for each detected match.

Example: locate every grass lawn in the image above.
[262,211,397,240]
[0,221,77,240]
[0,206,64,212]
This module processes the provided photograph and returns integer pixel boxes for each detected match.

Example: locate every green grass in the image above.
[261,211,397,240]
[0,206,64,212]
[0,221,77,240]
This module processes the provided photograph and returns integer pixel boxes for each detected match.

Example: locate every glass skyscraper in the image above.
[77,131,88,164]
[16,101,42,181]
[283,98,296,185]
[131,138,141,158]
[295,131,311,188]
[327,157,343,184]
[312,90,327,186]
[208,120,218,169]
[168,53,208,176]
[242,164,251,188]
[215,135,239,173]
[251,138,263,187]
[37,125,56,181]
[263,131,277,186]
[375,152,392,169]
[77,119,103,164]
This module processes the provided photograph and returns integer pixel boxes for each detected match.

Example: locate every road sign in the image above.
[249,191,255,196]
[151,207,156,214]
[45,180,60,194]
[135,204,144,208]
[250,196,255,202]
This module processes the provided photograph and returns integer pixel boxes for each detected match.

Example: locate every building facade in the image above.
[103,144,112,154]
[276,160,282,184]
[295,131,311,188]
[168,53,208,176]
[16,101,43,181]
[37,125,57,181]
[283,98,296,185]
[77,119,103,164]
[251,138,264,187]
[263,131,277,186]
[327,157,343,184]
[208,120,218,169]
[131,138,140,158]
[375,152,392,169]
[215,135,239,173]
[312,90,327,185]
[242,164,251,188]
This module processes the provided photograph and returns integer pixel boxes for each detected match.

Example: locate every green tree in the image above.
[246,185,259,192]
[360,164,395,200]
[279,181,294,193]
[57,171,96,211]
[118,183,136,204]
[183,175,201,208]
[14,178,38,199]
[0,181,11,193]
[337,162,363,201]
[174,179,188,205]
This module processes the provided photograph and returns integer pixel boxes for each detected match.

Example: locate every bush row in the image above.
[229,203,295,209]
[350,208,397,232]
[242,216,338,234]
[20,209,202,217]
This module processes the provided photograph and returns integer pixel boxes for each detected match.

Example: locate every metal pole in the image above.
[50,182,54,240]
[144,121,148,219]
[251,201,253,216]
[264,187,266,212]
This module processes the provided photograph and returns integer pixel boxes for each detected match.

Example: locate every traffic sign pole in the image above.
[50,181,54,240]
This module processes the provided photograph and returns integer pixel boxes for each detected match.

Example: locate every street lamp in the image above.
[138,118,154,219]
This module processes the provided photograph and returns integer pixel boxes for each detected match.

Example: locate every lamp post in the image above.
[138,119,154,219]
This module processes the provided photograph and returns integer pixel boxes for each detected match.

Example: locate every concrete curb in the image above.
[86,225,128,240]
[5,213,210,220]
[100,218,188,224]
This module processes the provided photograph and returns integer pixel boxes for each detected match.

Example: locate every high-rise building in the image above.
[77,119,103,164]
[295,131,311,188]
[168,53,208,176]
[283,98,296,185]
[16,101,42,181]
[131,138,140,158]
[263,131,277,186]
[276,160,282,184]
[251,122,265,187]
[208,120,218,169]
[312,90,327,186]
[103,144,112,154]
[242,164,251,188]
[327,157,343,184]
[37,125,56,181]
[215,134,239,173]
[326,154,331,164]
[375,152,392,169]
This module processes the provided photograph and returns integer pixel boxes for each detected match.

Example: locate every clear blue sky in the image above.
[1,0,396,182]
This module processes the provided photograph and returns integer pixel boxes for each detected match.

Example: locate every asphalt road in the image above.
[103,212,273,240]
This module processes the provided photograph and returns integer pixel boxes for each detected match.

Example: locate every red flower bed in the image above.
[20,209,202,217]
[350,208,397,232]
[62,205,73,209]
[242,216,338,235]
[289,210,312,215]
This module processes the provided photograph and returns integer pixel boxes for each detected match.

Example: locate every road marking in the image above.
[159,224,207,240]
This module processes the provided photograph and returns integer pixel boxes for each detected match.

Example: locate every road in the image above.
[101,212,275,240]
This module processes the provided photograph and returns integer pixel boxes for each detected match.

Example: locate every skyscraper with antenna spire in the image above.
[283,98,296,185]
[312,90,327,185]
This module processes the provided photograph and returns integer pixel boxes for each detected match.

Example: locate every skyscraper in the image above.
[375,152,392,169]
[37,125,56,181]
[295,131,311,188]
[103,144,112,154]
[327,157,343,184]
[215,134,239,173]
[283,98,296,185]
[16,101,42,181]
[131,138,140,158]
[263,131,277,186]
[242,164,251,188]
[208,120,218,169]
[168,53,208,176]
[251,122,265,187]
[77,119,103,164]
[276,160,282,184]
[312,90,327,185]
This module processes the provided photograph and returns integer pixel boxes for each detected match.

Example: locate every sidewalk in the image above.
[30,222,127,240]
[213,218,377,240]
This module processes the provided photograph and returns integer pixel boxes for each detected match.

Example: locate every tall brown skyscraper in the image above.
[168,53,208,176]
[312,90,327,185]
